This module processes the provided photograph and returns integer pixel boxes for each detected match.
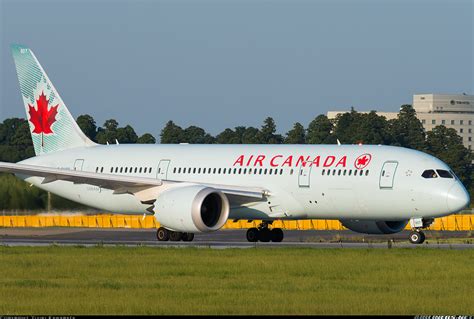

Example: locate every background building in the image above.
[327,94,474,151]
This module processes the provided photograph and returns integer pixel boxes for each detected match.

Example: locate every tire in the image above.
[182,233,195,242]
[259,228,272,242]
[409,231,423,244]
[246,228,259,242]
[170,231,183,241]
[419,231,426,244]
[157,227,170,241]
[271,228,284,242]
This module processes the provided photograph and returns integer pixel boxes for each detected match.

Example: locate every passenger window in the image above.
[322,169,325,175]
[280,169,283,175]
[343,170,347,176]
[365,170,369,176]
[264,168,267,175]
[218,168,221,174]
[269,169,273,175]
[348,170,352,176]
[101,167,104,173]
[259,168,263,175]
[338,169,341,176]
[359,170,363,176]
[244,168,247,174]
[332,170,336,176]
[422,170,438,178]
[436,170,453,178]
[290,169,294,175]
[198,168,201,174]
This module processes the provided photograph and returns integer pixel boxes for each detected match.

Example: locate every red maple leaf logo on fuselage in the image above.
[354,154,372,169]
[28,92,59,134]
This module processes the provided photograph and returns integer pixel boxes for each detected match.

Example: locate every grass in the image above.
[0,246,473,315]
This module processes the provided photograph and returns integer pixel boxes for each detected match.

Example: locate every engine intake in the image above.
[340,219,408,234]
[154,185,230,233]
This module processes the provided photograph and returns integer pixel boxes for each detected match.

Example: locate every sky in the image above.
[0,0,472,138]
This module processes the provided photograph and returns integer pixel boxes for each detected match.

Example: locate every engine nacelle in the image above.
[340,219,408,234]
[154,185,230,233]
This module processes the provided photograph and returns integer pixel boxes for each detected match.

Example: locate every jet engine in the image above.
[153,185,230,233]
[340,219,408,234]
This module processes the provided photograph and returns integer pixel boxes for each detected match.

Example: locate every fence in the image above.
[0,214,472,231]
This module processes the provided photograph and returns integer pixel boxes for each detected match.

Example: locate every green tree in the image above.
[241,127,261,144]
[306,115,336,144]
[356,111,392,145]
[0,118,34,162]
[160,121,184,143]
[182,126,215,144]
[137,133,156,144]
[76,114,97,141]
[389,105,426,151]
[216,128,240,144]
[116,125,138,144]
[96,119,119,144]
[257,117,283,144]
[425,125,472,187]
[285,122,306,144]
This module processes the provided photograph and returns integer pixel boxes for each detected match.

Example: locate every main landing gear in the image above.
[246,221,284,243]
[156,227,194,242]
[408,218,434,244]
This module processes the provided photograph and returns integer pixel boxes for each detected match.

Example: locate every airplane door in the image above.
[73,159,84,171]
[298,163,312,187]
[157,160,170,180]
[379,161,398,189]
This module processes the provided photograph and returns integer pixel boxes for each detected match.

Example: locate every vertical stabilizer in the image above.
[11,44,96,155]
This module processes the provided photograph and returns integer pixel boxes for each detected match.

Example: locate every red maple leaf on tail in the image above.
[28,92,59,134]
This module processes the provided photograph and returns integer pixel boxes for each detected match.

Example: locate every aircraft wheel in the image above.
[170,231,183,241]
[409,231,424,244]
[182,233,195,242]
[271,228,284,242]
[259,228,272,242]
[246,228,259,242]
[157,227,170,241]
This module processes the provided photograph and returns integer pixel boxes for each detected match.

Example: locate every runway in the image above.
[0,228,473,249]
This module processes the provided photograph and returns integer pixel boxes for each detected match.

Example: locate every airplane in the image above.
[0,44,470,244]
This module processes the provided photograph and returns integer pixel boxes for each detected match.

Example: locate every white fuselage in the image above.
[19,144,469,222]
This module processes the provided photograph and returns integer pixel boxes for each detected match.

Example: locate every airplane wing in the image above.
[0,162,266,202]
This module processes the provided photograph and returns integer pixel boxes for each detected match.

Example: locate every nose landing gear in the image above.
[246,221,284,243]
[409,230,425,244]
[408,218,434,244]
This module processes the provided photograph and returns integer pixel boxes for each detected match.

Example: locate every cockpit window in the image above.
[422,170,438,178]
[450,170,459,180]
[436,170,453,179]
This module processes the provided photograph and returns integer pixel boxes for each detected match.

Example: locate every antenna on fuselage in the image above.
[115,139,120,145]
[337,139,341,146]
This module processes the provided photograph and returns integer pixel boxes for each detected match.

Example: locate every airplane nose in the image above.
[446,183,470,213]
